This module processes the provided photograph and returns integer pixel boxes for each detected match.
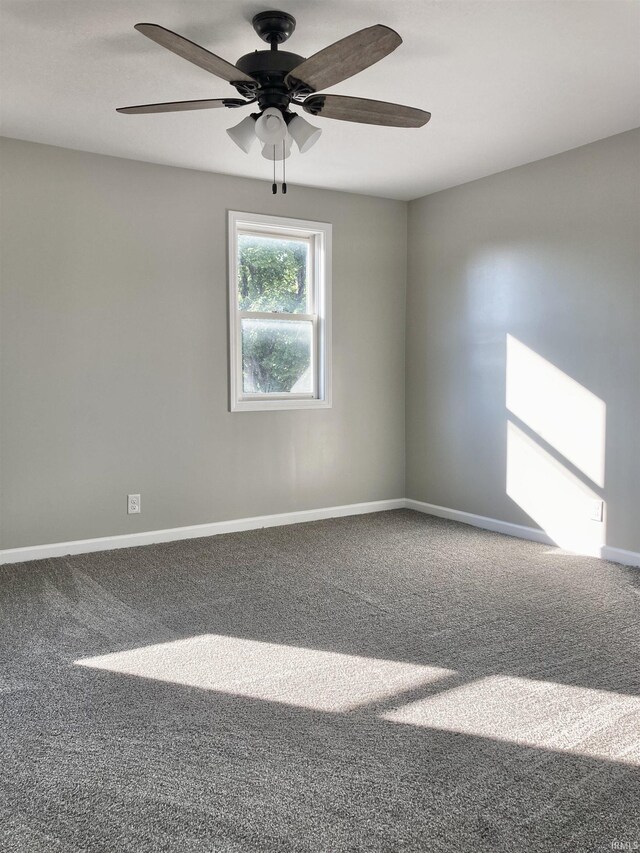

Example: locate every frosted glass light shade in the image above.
[226,115,257,153]
[288,114,322,153]
[261,136,293,160]
[255,108,288,144]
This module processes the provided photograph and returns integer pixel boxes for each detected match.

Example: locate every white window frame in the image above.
[228,210,332,412]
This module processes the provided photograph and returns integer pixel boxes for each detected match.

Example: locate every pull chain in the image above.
[269,142,289,195]
[282,140,287,194]
[272,146,277,194]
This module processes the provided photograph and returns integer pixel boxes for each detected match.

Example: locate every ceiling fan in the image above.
[117,10,431,192]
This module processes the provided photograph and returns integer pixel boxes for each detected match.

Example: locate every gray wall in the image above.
[0,138,407,549]
[3,130,638,555]
[406,129,640,553]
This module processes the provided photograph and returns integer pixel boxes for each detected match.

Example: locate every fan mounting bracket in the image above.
[288,79,314,99]
[303,95,325,116]
[231,79,260,99]
[252,11,296,45]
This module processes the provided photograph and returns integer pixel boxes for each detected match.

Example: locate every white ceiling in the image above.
[1,0,639,200]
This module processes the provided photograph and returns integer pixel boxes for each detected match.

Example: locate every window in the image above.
[228,211,332,412]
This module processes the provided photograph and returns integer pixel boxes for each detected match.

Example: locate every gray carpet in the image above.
[1,510,639,853]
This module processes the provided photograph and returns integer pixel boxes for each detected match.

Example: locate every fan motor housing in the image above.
[235,50,306,109]
[236,50,304,79]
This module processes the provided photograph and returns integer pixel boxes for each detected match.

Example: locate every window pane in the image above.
[237,234,309,313]
[241,319,313,395]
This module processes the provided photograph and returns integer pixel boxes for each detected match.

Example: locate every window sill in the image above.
[230,398,332,413]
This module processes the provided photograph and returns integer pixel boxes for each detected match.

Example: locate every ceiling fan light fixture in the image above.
[226,115,257,153]
[261,135,293,161]
[288,114,322,153]
[255,107,288,145]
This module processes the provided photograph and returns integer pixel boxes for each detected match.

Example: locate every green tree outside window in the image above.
[238,235,312,393]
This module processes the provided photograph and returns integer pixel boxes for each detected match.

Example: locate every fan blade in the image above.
[286,25,401,93]
[117,98,247,114]
[303,94,430,128]
[134,23,255,84]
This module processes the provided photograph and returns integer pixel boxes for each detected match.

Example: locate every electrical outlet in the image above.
[127,494,141,514]
[589,499,603,523]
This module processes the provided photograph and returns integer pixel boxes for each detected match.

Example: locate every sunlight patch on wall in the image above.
[75,634,454,713]
[506,421,606,556]
[382,674,640,766]
[506,335,606,487]
[505,335,607,555]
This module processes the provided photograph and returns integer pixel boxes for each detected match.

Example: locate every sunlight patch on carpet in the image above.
[75,634,454,712]
[76,636,640,765]
[382,674,640,765]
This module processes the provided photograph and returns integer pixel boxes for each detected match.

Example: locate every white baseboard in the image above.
[600,545,640,568]
[0,499,405,566]
[405,499,640,568]
[405,498,555,545]
[2,497,638,569]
